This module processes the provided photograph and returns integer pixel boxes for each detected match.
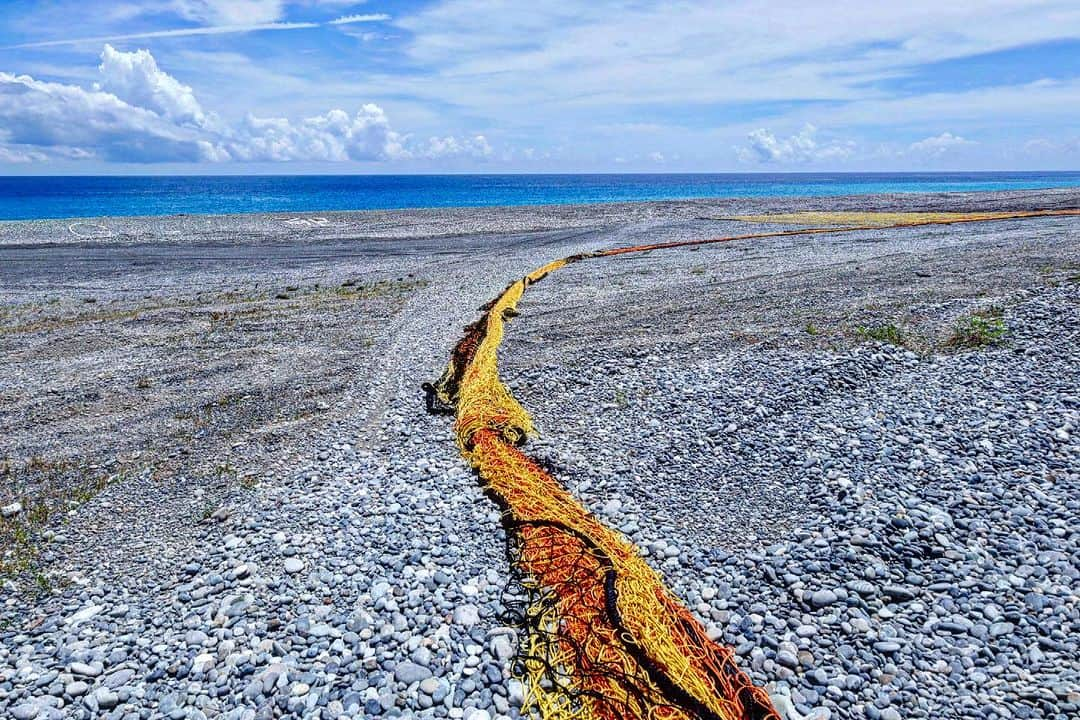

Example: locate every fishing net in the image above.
[427,257,777,720]
[425,209,1078,720]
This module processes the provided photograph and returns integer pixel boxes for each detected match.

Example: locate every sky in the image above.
[0,0,1078,174]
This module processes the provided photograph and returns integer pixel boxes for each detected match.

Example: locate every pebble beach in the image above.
[1,189,1078,720]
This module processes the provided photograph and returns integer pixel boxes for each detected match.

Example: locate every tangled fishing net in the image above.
[423,209,1077,720]
[425,256,778,720]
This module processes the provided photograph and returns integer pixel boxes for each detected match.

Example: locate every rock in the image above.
[69,661,103,677]
[453,604,480,626]
[602,498,622,515]
[1,501,22,517]
[66,605,103,625]
[284,558,305,574]
[192,653,216,673]
[777,650,799,668]
[10,704,39,720]
[66,680,90,696]
[846,580,876,596]
[95,688,120,709]
[104,668,135,688]
[185,629,209,646]
[394,661,432,684]
[809,589,839,608]
[882,585,916,602]
[491,635,514,661]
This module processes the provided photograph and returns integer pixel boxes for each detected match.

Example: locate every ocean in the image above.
[0,172,1077,221]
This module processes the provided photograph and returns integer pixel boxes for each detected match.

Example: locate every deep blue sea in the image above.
[0,172,1077,221]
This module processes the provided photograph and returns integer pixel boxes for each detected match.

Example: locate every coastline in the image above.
[1,188,1078,719]
[1,185,1079,247]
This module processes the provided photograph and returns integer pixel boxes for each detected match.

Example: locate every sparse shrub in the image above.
[857,323,905,346]
[948,312,1007,349]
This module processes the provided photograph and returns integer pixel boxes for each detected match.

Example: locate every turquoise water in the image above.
[0,172,1077,221]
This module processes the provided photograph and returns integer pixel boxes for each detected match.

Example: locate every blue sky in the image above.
[0,0,1078,173]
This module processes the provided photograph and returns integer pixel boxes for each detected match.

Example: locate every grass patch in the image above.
[856,323,906,346]
[0,456,131,585]
[947,310,1008,349]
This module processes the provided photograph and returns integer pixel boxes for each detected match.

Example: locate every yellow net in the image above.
[423,207,1078,720]
[426,256,777,720]
[730,211,1028,226]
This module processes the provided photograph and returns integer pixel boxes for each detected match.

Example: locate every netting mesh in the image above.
[425,209,1078,720]
[427,257,777,720]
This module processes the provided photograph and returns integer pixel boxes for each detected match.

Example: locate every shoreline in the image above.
[1,186,1078,244]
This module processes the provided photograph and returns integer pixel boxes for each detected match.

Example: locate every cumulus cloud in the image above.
[0,46,489,165]
[0,71,220,162]
[228,106,405,161]
[416,134,493,159]
[907,132,976,157]
[738,124,854,164]
[97,45,210,127]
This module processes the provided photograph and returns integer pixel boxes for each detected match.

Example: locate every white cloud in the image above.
[1022,136,1080,158]
[97,44,209,127]
[4,22,320,49]
[416,134,492,159]
[395,1,1080,114]
[0,70,220,162]
[738,124,854,164]
[0,145,47,163]
[227,106,404,161]
[907,132,975,157]
[0,46,490,165]
[171,0,286,25]
[329,14,392,26]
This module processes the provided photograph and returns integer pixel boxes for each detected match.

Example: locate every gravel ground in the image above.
[0,190,1077,720]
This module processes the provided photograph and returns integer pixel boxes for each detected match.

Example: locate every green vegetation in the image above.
[0,457,128,587]
[857,323,906,346]
[948,310,1008,349]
